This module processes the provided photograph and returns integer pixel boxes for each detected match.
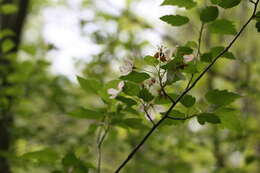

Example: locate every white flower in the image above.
[140,104,165,121]
[119,59,134,75]
[164,48,174,61]
[107,81,124,99]
[183,54,195,63]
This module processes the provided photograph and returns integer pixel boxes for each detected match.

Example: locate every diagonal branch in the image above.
[114,1,259,172]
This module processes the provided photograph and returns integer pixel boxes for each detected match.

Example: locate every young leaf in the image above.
[197,113,221,125]
[209,19,237,35]
[205,89,241,106]
[77,76,102,94]
[200,6,219,23]
[161,0,197,9]
[138,88,154,102]
[218,0,241,9]
[160,15,189,26]
[180,94,196,107]
[69,107,104,120]
[144,55,159,65]
[120,71,150,83]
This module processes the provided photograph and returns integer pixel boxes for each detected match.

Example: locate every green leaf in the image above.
[138,88,154,102]
[211,46,236,59]
[1,39,15,53]
[216,108,243,131]
[160,15,189,26]
[255,11,260,22]
[120,71,150,83]
[112,118,148,130]
[166,70,186,84]
[200,6,219,23]
[164,110,186,125]
[21,148,59,164]
[123,81,141,96]
[0,4,18,14]
[182,63,199,74]
[197,113,221,125]
[205,89,241,106]
[144,55,159,65]
[62,152,89,173]
[69,107,104,120]
[77,76,102,94]
[176,46,193,57]
[116,96,137,106]
[180,94,196,107]
[209,19,237,35]
[0,29,15,39]
[161,0,197,9]
[218,0,241,9]
[256,21,260,32]
[201,53,213,62]
[211,0,222,4]
[154,93,178,104]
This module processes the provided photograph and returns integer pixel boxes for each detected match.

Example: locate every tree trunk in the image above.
[0,0,29,172]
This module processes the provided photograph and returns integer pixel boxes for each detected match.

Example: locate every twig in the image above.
[142,103,156,126]
[114,1,259,172]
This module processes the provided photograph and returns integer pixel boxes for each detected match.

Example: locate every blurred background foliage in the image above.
[1,0,260,173]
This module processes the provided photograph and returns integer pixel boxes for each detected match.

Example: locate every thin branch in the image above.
[142,103,156,126]
[114,1,259,172]
[97,124,110,173]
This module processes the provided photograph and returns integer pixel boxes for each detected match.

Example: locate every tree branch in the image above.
[114,1,259,172]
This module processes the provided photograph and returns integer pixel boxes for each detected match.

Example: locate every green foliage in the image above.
[123,81,141,96]
[1,39,15,53]
[216,108,243,131]
[161,0,197,9]
[205,89,240,106]
[120,71,150,83]
[0,3,18,14]
[69,107,104,120]
[197,113,221,125]
[218,0,241,9]
[209,19,237,35]
[160,15,189,26]
[21,148,59,164]
[180,94,196,107]
[138,88,154,102]
[77,76,102,94]
[200,6,219,23]
[62,152,89,173]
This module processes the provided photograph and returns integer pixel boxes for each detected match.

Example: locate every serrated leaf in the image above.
[197,113,221,125]
[180,94,196,107]
[205,89,240,106]
[77,76,102,94]
[123,81,141,96]
[161,0,197,9]
[69,107,104,120]
[138,88,154,102]
[209,19,237,35]
[120,71,150,83]
[200,6,219,23]
[218,0,241,9]
[160,15,189,26]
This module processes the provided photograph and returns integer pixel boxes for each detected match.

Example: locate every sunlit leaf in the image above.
[21,148,59,164]
[77,76,102,94]
[205,89,241,106]
[209,19,237,35]
[1,39,15,53]
[160,15,189,26]
[120,71,150,83]
[0,4,18,14]
[216,108,243,131]
[161,0,197,9]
